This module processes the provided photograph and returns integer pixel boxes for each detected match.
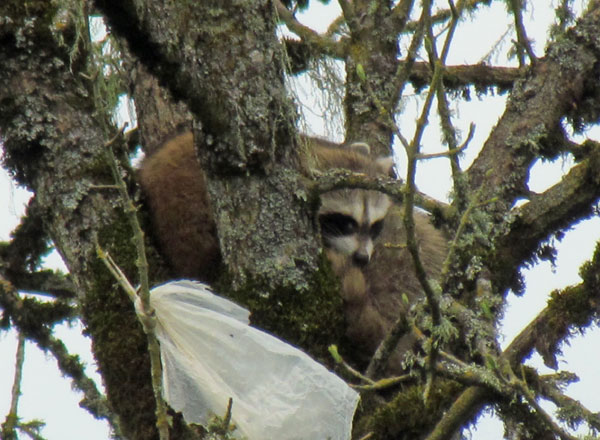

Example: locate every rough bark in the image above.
[341,0,404,156]
[94,0,346,358]
[94,0,322,288]
[466,6,600,217]
[0,4,164,439]
[460,5,600,295]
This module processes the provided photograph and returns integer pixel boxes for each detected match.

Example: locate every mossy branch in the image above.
[99,132,170,440]
[329,344,375,386]
[310,170,452,221]
[540,375,600,432]
[97,241,170,440]
[427,245,600,439]
[365,314,410,379]
[495,146,600,287]
[329,344,413,392]
[274,1,345,59]
[0,275,120,436]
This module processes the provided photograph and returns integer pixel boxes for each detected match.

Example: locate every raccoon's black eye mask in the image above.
[319,213,358,237]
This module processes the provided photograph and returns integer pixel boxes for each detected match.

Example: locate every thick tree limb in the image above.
[95,0,323,292]
[0,5,162,438]
[466,5,600,217]
[408,62,521,92]
[494,147,600,291]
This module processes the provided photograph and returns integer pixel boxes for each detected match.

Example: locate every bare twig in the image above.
[99,130,170,440]
[352,374,413,392]
[275,1,345,58]
[415,123,475,160]
[329,345,375,385]
[509,0,537,66]
[403,0,495,33]
[365,315,410,379]
[409,0,469,405]
[435,64,468,206]
[392,2,427,120]
[0,332,25,440]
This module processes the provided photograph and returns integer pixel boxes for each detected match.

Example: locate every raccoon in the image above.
[307,140,394,267]
[338,204,448,374]
[138,131,447,374]
[304,140,448,372]
[138,131,221,283]
[139,132,393,280]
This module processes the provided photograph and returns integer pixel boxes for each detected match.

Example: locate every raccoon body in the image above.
[139,133,393,280]
[138,131,221,283]
[139,131,447,374]
[338,205,448,373]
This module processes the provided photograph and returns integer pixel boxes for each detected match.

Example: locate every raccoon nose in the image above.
[352,251,370,267]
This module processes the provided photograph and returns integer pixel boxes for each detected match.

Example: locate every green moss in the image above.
[0,0,59,30]
[81,209,158,440]
[81,199,196,439]
[217,251,345,362]
[546,243,600,332]
[547,284,591,330]
[355,380,463,440]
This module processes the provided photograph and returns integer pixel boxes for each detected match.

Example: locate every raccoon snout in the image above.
[352,251,370,267]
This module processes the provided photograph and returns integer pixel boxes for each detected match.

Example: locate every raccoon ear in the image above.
[348,142,371,156]
[376,156,395,176]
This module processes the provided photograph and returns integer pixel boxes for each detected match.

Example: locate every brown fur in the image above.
[353,205,448,372]
[139,131,448,374]
[138,132,221,282]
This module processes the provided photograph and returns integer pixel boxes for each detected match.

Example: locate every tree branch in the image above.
[0,332,25,440]
[540,374,600,432]
[466,5,600,218]
[427,240,600,439]
[0,275,120,434]
[0,4,159,437]
[509,0,538,66]
[276,0,346,60]
[494,145,600,291]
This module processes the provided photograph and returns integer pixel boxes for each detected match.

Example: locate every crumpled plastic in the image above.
[150,280,360,440]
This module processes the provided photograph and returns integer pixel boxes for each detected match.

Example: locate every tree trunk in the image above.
[0,4,160,439]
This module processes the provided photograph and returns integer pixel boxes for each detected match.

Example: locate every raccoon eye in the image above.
[370,220,384,239]
[319,214,358,236]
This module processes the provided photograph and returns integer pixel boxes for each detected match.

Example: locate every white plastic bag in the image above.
[150,280,359,440]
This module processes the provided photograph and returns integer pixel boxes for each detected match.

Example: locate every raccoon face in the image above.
[319,189,391,267]
[305,136,394,267]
